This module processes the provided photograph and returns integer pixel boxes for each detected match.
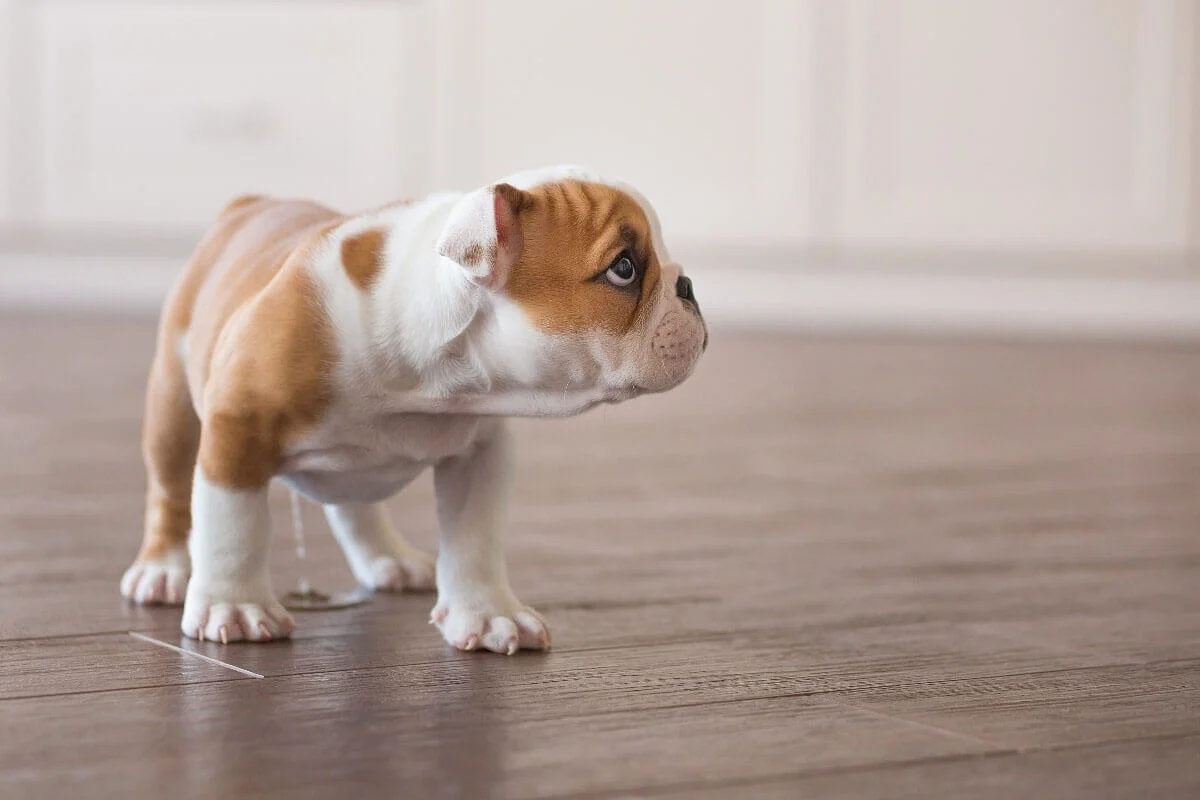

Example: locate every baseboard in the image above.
[688,266,1200,339]
[3,252,1200,339]
[0,253,180,312]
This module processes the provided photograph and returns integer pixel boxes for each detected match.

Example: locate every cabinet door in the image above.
[829,0,1196,250]
[433,0,814,245]
[36,1,433,229]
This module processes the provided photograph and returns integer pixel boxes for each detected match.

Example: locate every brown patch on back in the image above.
[149,196,344,491]
[221,194,266,215]
[341,228,388,290]
[505,180,661,336]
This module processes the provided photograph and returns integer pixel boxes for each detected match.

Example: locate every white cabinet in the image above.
[35,1,432,228]
[826,0,1197,250]
[435,0,1197,254]
[3,0,1197,256]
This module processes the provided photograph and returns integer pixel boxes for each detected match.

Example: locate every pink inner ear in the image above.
[483,187,523,290]
[494,193,512,251]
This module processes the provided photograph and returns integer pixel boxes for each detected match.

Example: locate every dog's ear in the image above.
[436,183,528,290]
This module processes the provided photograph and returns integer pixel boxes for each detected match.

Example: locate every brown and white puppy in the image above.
[120,165,706,653]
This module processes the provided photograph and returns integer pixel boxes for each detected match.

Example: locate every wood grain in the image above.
[646,735,1200,800]
[1,313,1198,798]
[0,633,248,700]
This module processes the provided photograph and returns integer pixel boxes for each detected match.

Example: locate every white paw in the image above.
[181,583,294,643]
[120,547,190,605]
[431,590,550,654]
[360,550,437,593]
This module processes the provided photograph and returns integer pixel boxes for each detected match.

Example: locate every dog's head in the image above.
[437,167,706,415]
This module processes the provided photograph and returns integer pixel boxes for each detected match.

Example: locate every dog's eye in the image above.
[605,254,637,287]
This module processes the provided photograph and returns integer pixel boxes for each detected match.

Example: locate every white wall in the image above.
[828,0,1196,251]
[1,0,1199,335]
[431,0,815,246]
[432,0,1200,255]
[32,1,433,228]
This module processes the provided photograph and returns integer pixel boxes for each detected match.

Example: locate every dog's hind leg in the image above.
[324,501,437,593]
[120,329,197,606]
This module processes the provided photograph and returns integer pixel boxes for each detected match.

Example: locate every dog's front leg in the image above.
[430,420,550,654]
[180,469,294,643]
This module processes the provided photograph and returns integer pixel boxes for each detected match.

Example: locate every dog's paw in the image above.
[120,547,190,606]
[431,591,550,654]
[181,584,294,643]
[357,549,437,593]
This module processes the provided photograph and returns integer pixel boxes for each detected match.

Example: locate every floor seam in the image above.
[0,676,254,703]
[127,631,265,678]
[826,695,1006,749]
[0,627,179,644]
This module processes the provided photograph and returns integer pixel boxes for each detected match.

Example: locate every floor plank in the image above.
[644,735,1200,800]
[831,660,1200,749]
[0,680,993,799]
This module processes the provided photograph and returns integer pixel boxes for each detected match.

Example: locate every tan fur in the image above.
[373,197,416,212]
[221,193,266,215]
[504,180,661,336]
[461,242,484,267]
[340,228,387,291]
[195,252,334,489]
[131,197,342,561]
[137,340,200,560]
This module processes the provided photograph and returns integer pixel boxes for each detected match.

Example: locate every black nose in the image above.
[675,275,696,304]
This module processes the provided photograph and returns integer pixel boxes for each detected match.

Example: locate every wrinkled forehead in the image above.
[519,180,653,274]
[500,165,672,262]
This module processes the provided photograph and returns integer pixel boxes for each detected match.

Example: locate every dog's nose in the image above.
[675,275,696,304]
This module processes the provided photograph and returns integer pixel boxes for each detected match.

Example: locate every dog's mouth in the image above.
[603,384,644,404]
[614,386,640,401]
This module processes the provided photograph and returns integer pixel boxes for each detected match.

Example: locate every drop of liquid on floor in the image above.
[279,488,371,612]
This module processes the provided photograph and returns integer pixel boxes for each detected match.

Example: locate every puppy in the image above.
[120,165,706,653]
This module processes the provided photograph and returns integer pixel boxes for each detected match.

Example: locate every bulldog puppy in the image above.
[119,165,706,653]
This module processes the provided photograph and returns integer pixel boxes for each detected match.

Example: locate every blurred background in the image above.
[0,0,1197,335]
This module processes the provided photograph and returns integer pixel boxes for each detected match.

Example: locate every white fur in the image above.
[120,543,190,605]
[323,502,436,592]
[428,420,549,654]
[435,186,505,285]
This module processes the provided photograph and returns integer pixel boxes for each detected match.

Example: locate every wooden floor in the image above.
[1,313,1199,799]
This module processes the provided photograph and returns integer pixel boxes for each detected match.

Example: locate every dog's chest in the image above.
[279,409,482,504]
